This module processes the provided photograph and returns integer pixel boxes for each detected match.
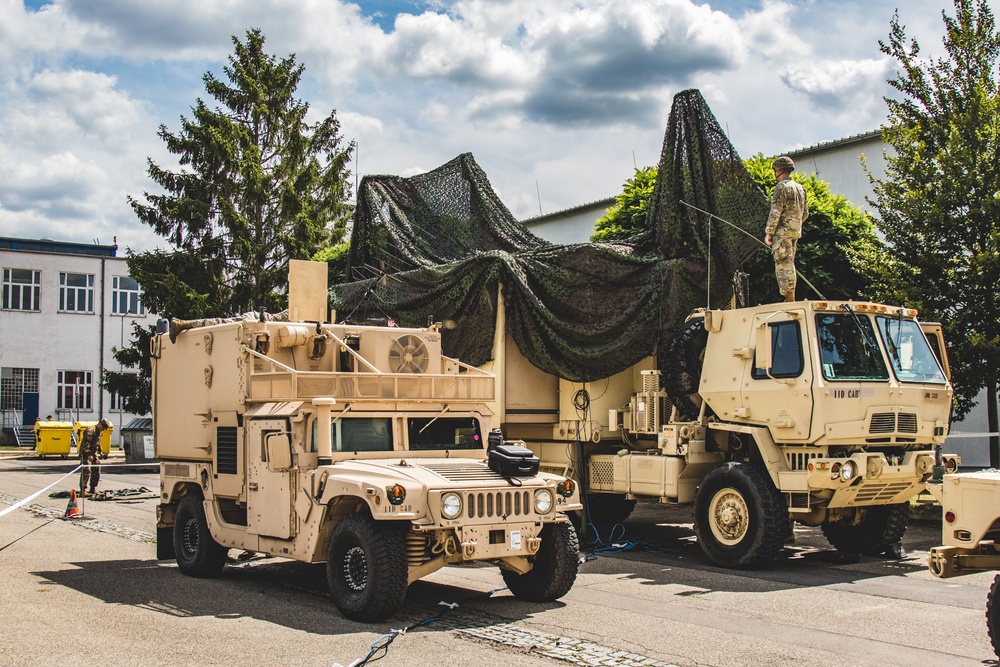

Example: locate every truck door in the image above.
[919,322,951,381]
[245,418,293,539]
[744,309,813,441]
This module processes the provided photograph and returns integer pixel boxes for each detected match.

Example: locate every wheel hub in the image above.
[709,487,748,545]
[342,545,369,592]
[181,518,199,555]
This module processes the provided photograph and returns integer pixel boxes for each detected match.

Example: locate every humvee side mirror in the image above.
[754,324,772,372]
[265,433,292,471]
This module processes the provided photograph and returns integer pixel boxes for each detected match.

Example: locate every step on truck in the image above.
[152,260,582,621]
[496,298,959,567]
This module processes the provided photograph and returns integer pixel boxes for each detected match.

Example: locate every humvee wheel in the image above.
[326,514,408,622]
[987,574,1000,658]
[694,462,786,568]
[502,519,579,602]
[173,494,228,577]
[821,503,909,556]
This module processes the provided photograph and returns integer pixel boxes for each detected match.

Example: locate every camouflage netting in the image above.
[331,89,769,382]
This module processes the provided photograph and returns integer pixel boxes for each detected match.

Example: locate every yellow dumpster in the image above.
[74,421,113,455]
[34,421,74,459]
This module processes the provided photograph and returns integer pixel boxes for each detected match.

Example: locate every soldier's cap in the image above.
[99,418,112,429]
[772,156,795,172]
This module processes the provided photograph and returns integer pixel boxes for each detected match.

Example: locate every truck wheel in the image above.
[326,514,408,622]
[502,519,579,602]
[173,495,228,577]
[663,319,708,420]
[577,493,637,542]
[987,574,1000,659]
[694,462,786,568]
[821,503,909,556]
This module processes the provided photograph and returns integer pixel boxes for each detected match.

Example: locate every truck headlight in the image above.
[840,460,857,481]
[534,489,553,514]
[441,492,463,519]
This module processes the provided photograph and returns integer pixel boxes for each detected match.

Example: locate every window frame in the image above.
[59,272,95,313]
[2,268,41,311]
[57,370,93,411]
[112,275,146,316]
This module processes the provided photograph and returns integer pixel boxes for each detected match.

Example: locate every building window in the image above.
[1,367,40,411]
[59,273,94,313]
[109,373,137,411]
[2,268,41,311]
[112,276,145,316]
[57,370,92,411]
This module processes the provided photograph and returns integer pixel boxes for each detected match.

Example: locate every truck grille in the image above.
[466,490,533,519]
[854,481,912,503]
[869,412,918,434]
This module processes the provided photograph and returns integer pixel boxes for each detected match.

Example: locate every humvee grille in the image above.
[869,412,918,434]
[466,490,532,519]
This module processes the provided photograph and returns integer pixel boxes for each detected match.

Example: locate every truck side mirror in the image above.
[265,433,292,471]
[754,324,772,372]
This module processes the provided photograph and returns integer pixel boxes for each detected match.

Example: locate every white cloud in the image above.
[781,58,893,111]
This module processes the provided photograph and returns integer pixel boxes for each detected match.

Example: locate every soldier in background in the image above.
[764,156,808,302]
[79,418,111,497]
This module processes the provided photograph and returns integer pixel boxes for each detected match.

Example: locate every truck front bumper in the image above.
[803,451,959,508]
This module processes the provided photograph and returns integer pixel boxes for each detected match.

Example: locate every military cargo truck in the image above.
[490,298,958,568]
[152,261,582,621]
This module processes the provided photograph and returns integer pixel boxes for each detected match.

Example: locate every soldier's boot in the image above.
[784,292,795,302]
[169,318,195,343]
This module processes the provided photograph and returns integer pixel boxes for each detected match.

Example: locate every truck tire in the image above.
[987,574,1000,659]
[326,513,408,622]
[173,495,228,578]
[694,462,787,568]
[663,319,708,420]
[820,503,909,556]
[502,519,579,602]
[577,493,637,542]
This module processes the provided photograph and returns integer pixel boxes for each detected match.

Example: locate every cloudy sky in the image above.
[0,0,981,252]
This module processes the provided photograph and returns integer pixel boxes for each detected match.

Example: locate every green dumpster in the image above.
[74,421,113,455]
[34,421,74,459]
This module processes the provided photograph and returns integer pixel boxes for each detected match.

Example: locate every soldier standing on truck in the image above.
[764,156,808,302]
[79,418,111,497]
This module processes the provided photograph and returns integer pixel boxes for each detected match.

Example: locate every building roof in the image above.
[0,236,118,258]
[521,196,616,225]
[785,130,882,159]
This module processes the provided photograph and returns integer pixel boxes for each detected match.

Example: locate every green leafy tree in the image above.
[743,153,880,304]
[862,0,1000,458]
[105,28,355,414]
[591,167,657,242]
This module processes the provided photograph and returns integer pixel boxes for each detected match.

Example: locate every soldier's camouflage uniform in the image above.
[79,423,106,495]
[765,178,808,301]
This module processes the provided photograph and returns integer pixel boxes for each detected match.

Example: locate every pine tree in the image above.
[106,28,354,413]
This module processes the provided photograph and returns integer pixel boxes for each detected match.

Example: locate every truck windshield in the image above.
[876,316,948,384]
[311,417,394,453]
[407,417,482,451]
[816,313,889,381]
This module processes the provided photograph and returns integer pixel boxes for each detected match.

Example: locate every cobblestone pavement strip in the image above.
[0,491,156,543]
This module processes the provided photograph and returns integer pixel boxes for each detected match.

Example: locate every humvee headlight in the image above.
[441,492,463,519]
[840,460,857,481]
[556,479,575,497]
[534,489,553,514]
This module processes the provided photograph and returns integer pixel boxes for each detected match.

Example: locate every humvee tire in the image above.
[821,503,909,556]
[987,574,1000,659]
[326,513,408,622]
[694,462,787,568]
[502,519,579,602]
[174,494,228,578]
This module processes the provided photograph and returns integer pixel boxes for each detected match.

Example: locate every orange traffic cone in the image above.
[64,489,81,519]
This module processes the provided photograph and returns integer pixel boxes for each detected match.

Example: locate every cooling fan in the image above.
[388,334,430,373]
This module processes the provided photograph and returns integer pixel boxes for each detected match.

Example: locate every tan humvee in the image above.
[153,261,582,622]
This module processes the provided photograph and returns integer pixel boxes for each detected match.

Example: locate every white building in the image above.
[0,237,156,447]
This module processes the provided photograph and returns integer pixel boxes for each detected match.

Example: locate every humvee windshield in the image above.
[876,316,948,384]
[407,417,482,451]
[816,313,889,381]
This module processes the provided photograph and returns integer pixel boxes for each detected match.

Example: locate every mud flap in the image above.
[157,525,176,560]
